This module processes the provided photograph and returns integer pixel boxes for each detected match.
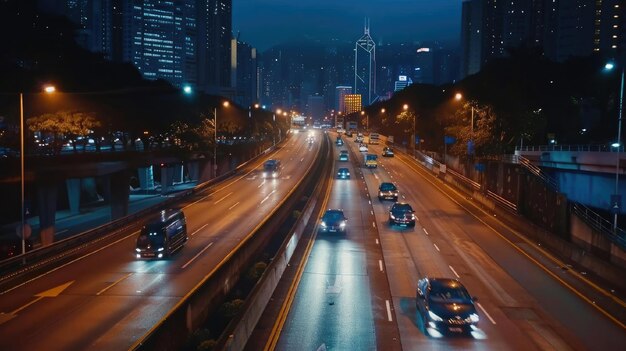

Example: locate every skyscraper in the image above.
[355,20,376,106]
[122,0,196,88]
[335,86,352,113]
[344,94,362,115]
[198,0,233,95]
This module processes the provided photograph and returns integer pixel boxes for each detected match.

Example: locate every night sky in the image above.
[233,0,462,51]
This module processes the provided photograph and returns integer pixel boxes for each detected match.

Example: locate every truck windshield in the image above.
[137,224,164,248]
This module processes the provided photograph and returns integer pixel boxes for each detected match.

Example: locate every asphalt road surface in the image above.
[0,130,321,350]
[272,132,625,351]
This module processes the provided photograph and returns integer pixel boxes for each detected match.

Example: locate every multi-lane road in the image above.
[1,129,624,350]
[0,131,321,350]
[267,132,626,350]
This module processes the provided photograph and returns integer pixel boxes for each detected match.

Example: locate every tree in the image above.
[27,110,101,154]
[442,103,499,158]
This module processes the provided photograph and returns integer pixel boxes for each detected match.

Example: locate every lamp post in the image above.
[214,101,229,178]
[20,85,55,256]
[605,62,625,231]
[455,93,476,159]
[403,104,414,156]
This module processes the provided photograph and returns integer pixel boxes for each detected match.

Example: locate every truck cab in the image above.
[365,153,378,168]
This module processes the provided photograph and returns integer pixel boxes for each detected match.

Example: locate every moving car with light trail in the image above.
[319,209,347,233]
[135,209,187,259]
[416,277,479,334]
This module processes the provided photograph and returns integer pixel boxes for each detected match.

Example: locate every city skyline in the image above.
[233,0,462,51]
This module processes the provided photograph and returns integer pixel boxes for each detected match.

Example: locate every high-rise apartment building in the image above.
[198,0,233,94]
[335,86,352,113]
[461,0,625,78]
[344,94,362,115]
[122,0,196,88]
[355,21,376,106]
[231,38,258,106]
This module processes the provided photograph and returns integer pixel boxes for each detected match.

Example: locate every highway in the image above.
[272,134,399,350]
[0,130,321,350]
[268,132,626,351]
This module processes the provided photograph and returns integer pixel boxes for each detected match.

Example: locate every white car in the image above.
[359,144,368,152]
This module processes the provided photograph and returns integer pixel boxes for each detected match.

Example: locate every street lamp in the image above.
[403,104,415,156]
[455,93,475,156]
[214,101,229,178]
[20,85,55,256]
[605,62,625,231]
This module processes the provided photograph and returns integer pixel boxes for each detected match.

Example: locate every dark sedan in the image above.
[378,182,398,201]
[416,277,479,333]
[388,202,416,227]
[319,209,347,233]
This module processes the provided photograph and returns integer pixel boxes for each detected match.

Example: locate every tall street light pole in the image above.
[214,101,229,178]
[19,93,25,257]
[20,85,55,256]
[403,104,413,156]
[606,63,625,231]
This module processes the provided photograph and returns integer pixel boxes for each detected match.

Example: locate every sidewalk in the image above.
[1,182,198,246]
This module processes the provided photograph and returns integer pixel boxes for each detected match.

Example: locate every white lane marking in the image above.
[372,222,376,228]
[434,244,440,252]
[423,228,429,235]
[449,265,460,278]
[415,215,419,222]
[368,200,371,205]
[370,210,374,215]
[257,180,266,188]
[97,273,133,296]
[184,191,215,209]
[56,229,68,235]
[374,174,379,180]
[477,302,497,324]
[228,201,240,210]
[1,230,139,295]
[181,242,214,269]
[386,300,393,322]
[260,190,277,204]
[191,223,208,236]
[376,238,379,245]
[300,157,304,162]
[379,260,383,272]
[213,192,233,204]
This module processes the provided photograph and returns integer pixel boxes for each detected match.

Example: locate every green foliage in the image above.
[26,110,101,154]
[246,261,268,282]
[219,299,245,319]
[197,339,217,351]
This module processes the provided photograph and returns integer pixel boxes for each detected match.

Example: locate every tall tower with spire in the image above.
[355,19,377,106]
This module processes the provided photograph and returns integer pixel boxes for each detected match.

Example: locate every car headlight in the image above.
[428,310,443,322]
[321,221,327,227]
[390,213,396,219]
[135,248,141,252]
[262,172,267,177]
[393,192,398,196]
[347,172,350,176]
[411,214,416,220]
[469,313,479,323]
[272,172,277,177]
[340,222,346,227]
[157,247,165,252]
[379,191,383,196]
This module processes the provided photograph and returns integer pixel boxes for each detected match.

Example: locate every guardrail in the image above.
[215,134,332,351]
[0,142,282,287]
[416,150,518,213]
[130,135,327,350]
[516,144,624,153]
[571,203,626,249]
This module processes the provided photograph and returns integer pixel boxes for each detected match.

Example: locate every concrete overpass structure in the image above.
[516,145,626,213]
